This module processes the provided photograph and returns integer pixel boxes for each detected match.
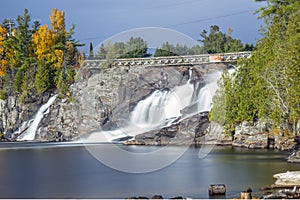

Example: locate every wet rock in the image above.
[170,196,183,200]
[263,192,287,199]
[209,184,226,195]
[288,150,300,163]
[128,112,209,146]
[273,171,300,187]
[240,192,252,199]
[151,195,163,199]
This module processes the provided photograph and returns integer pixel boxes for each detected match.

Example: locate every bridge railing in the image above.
[83,51,252,68]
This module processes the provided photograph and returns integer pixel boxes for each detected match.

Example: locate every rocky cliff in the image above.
[0,62,229,142]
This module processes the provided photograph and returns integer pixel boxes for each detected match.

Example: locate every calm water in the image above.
[0,143,299,199]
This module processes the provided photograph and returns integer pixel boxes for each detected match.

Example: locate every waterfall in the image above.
[130,90,175,127]
[17,95,58,141]
[188,67,193,81]
[81,70,223,143]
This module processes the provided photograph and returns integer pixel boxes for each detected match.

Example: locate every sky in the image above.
[0,0,266,54]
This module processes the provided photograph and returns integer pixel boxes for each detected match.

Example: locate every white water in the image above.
[81,69,222,143]
[17,95,58,141]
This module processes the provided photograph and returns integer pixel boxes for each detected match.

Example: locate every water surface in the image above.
[0,144,298,198]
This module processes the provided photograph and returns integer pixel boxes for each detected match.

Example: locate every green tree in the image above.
[211,0,300,135]
[35,59,53,94]
[199,25,251,53]
[224,38,244,52]
[96,44,106,59]
[191,45,205,54]
[120,37,151,58]
[154,48,177,57]
[9,9,37,101]
[88,42,94,59]
[199,25,227,53]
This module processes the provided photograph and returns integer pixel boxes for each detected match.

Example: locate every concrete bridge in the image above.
[82,51,252,69]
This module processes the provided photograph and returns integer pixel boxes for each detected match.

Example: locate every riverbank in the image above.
[127,171,300,199]
[124,117,300,160]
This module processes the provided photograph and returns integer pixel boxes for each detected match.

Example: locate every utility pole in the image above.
[4,18,14,36]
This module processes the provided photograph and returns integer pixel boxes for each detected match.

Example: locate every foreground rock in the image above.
[288,150,300,163]
[126,195,185,199]
[261,171,300,199]
[208,184,226,196]
[273,171,300,187]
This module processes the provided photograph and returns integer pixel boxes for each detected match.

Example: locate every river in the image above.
[0,143,298,199]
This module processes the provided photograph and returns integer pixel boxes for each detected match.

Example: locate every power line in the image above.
[77,8,255,43]
[165,9,253,28]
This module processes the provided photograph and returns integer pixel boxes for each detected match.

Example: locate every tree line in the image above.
[0,8,82,102]
[88,25,255,60]
[210,0,300,135]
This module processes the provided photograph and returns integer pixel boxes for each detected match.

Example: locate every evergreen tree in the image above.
[120,37,151,58]
[35,59,52,94]
[210,0,300,135]
[3,9,39,102]
[96,44,106,59]
[199,25,252,53]
[154,48,177,57]
[89,42,94,59]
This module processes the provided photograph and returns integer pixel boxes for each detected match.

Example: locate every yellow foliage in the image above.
[33,8,67,69]
[53,49,64,68]
[0,26,7,55]
[32,25,55,60]
[0,60,8,76]
[50,8,66,35]
[0,26,8,76]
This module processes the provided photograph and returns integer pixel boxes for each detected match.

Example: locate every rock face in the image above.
[232,121,298,150]
[126,112,210,145]
[233,121,269,149]
[274,136,297,151]
[0,93,46,140]
[0,62,229,142]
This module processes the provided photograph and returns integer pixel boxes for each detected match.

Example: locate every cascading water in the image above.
[16,95,58,141]
[81,69,222,143]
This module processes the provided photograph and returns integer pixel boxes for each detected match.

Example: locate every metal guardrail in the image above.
[83,51,252,69]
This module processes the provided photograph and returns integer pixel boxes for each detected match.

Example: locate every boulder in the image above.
[151,195,163,199]
[233,121,269,149]
[274,136,297,151]
[288,150,300,163]
[128,112,209,146]
[209,184,226,195]
[273,171,300,187]
[233,133,268,149]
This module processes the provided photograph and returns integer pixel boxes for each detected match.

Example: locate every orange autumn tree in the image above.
[0,25,8,99]
[32,24,55,94]
[0,25,8,76]
[0,8,81,100]
[49,8,65,69]
[33,8,81,94]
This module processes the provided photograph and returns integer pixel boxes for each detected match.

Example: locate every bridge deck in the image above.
[82,51,252,69]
